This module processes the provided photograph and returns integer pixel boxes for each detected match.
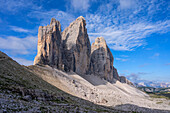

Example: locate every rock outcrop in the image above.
[34,18,62,69]
[120,76,134,86]
[90,37,114,81]
[62,16,91,75]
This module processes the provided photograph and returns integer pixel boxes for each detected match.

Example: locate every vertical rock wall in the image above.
[34,18,62,69]
[90,37,114,81]
[62,16,91,75]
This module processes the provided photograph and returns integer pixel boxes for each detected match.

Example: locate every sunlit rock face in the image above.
[34,18,63,69]
[90,37,114,81]
[61,16,91,75]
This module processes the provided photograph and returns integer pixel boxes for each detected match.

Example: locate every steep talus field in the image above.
[28,64,170,112]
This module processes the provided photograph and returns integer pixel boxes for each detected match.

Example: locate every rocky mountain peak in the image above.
[34,18,62,69]
[34,16,132,85]
[50,18,61,32]
[76,16,85,21]
[90,37,114,81]
[61,16,91,75]
[94,37,106,44]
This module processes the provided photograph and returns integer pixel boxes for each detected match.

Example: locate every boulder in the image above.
[61,16,91,75]
[34,18,62,69]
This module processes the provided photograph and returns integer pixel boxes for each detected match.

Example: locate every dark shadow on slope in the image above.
[114,104,170,113]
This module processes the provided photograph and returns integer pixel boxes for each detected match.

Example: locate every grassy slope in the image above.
[138,87,170,99]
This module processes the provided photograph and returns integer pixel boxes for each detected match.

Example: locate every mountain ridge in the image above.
[34,16,132,85]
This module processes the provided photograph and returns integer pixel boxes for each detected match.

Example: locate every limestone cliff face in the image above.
[90,37,114,81]
[61,16,91,75]
[34,18,62,69]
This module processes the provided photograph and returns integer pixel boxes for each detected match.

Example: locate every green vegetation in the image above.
[156,101,163,104]
[138,86,170,99]
[147,92,170,99]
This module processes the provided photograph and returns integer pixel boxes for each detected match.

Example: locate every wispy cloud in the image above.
[149,53,160,59]
[13,57,33,66]
[126,72,150,82]
[86,0,170,51]
[28,10,76,30]
[139,63,150,67]
[165,63,170,66]
[115,57,128,62]
[119,0,137,9]
[0,36,37,55]
[0,0,41,14]
[153,53,160,57]
[70,0,90,12]
[10,26,30,33]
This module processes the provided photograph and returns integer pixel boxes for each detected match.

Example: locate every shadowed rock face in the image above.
[120,76,134,86]
[62,16,91,75]
[34,18,62,69]
[90,37,114,81]
[113,66,120,81]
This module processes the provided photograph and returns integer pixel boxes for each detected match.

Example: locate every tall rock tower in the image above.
[62,16,91,75]
[34,18,62,69]
[34,16,127,84]
[90,37,114,81]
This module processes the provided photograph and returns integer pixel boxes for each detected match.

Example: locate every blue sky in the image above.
[0,0,169,83]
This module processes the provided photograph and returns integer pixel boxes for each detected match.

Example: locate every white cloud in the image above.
[13,57,33,66]
[165,63,170,66]
[71,0,90,12]
[85,0,170,51]
[0,36,37,55]
[0,0,41,13]
[28,10,76,30]
[119,0,136,9]
[10,26,30,33]
[154,53,160,57]
[139,63,150,67]
[120,55,129,57]
[87,19,170,51]
[115,57,128,62]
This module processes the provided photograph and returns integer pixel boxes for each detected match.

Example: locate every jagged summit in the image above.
[34,17,62,69]
[94,37,106,44]
[76,16,85,21]
[61,15,91,75]
[34,16,131,84]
